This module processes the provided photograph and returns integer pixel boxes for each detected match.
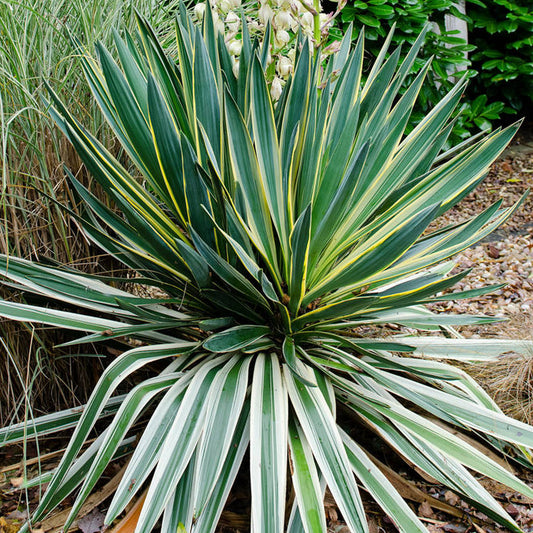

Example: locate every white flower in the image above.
[232,59,240,78]
[258,3,274,24]
[225,11,240,33]
[274,29,290,48]
[277,56,293,78]
[229,0,242,7]
[216,19,225,34]
[219,0,232,13]
[287,47,296,62]
[249,19,262,32]
[289,14,300,32]
[290,0,303,13]
[274,10,292,31]
[271,76,283,101]
[300,11,314,33]
[228,39,242,56]
[194,2,206,21]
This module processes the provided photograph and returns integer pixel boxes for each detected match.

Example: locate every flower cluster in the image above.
[193,0,342,100]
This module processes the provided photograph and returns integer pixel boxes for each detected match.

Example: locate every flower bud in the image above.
[194,2,206,21]
[322,39,341,57]
[277,56,293,78]
[271,77,283,101]
[228,39,242,56]
[274,29,290,48]
[225,11,240,32]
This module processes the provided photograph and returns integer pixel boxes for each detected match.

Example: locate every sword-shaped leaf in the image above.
[250,353,288,533]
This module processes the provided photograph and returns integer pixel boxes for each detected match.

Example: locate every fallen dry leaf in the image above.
[418,501,436,519]
[5,511,26,521]
[368,518,380,533]
[487,244,500,259]
[41,461,128,533]
[78,508,105,533]
[505,503,520,517]
[0,517,19,533]
[442,524,467,532]
[325,505,338,523]
[500,160,513,173]
[107,491,146,533]
[9,478,23,489]
[444,491,460,506]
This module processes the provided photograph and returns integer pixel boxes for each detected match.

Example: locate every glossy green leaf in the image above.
[250,353,288,533]
[288,418,327,533]
[203,325,270,352]
[286,363,368,533]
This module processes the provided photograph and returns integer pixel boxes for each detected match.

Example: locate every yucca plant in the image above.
[2,5,533,532]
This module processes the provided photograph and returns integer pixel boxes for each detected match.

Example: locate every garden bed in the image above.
[1,130,532,533]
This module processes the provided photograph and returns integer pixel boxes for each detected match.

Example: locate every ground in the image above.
[1,128,532,533]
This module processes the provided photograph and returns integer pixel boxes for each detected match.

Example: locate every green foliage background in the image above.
[330,0,533,143]
[466,0,533,115]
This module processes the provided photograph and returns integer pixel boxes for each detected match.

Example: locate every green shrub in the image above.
[466,0,533,116]
[2,7,533,532]
[335,0,533,138]
[336,0,483,144]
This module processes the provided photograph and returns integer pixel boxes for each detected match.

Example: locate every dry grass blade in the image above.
[468,352,533,425]
[462,314,533,425]
[0,0,180,424]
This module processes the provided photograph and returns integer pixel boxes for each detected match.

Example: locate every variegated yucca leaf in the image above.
[1,4,533,532]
